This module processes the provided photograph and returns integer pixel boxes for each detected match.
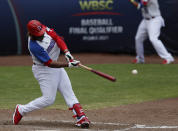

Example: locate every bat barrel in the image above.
[79,63,116,82]
[91,70,116,82]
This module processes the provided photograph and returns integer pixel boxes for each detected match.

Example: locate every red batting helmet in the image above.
[27,20,46,37]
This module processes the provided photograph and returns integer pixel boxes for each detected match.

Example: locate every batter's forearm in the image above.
[47,61,68,68]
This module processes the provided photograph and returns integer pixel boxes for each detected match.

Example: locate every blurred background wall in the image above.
[0,0,178,55]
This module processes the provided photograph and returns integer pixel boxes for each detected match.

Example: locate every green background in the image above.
[0,64,178,110]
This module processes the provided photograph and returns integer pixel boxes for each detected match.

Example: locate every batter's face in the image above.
[29,33,45,41]
[36,34,45,41]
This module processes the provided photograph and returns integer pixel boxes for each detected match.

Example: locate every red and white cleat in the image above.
[132,59,144,64]
[162,59,174,64]
[76,115,90,128]
[13,104,23,125]
[132,59,138,64]
[69,103,90,128]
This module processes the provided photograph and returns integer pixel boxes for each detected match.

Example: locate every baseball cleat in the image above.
[75,115,90,128]
[13,104,23,125]
[132,59,144,64]
[69,103,90,128]
[162,58,174,64]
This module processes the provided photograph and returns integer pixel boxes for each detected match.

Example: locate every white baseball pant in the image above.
[18,65,79,116]
[135,16,173,62]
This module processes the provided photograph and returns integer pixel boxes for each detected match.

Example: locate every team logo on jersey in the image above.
[47,40,55,53]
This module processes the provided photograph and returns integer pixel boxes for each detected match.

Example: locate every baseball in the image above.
[132,69,138,74]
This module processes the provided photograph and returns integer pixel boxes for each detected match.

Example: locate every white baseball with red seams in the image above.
[132,69,138,75]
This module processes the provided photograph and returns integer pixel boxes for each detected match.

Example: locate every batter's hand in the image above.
[65,51,74,62]
[68,60,80,68]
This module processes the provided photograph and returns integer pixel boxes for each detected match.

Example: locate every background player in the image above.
[129,0,174,64]
[13,20,90,128]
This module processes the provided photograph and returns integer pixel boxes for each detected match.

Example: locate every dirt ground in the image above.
[0,53,178,131]
[0,53,178,66]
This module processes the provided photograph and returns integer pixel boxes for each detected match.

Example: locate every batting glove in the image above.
[65,51,74,62]
[68,60,80,68]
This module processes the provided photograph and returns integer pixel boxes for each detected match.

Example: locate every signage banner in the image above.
[0,0,178,55]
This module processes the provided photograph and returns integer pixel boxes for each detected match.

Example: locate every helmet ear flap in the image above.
[27,20,46,37]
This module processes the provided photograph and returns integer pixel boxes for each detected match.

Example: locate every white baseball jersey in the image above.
[28,28,60,66]
[141,0,161,19]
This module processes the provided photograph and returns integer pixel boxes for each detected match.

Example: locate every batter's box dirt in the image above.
[1,97,178,131]
[0,120,134,131]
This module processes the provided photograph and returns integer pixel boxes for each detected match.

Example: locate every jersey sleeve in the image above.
[29,40,52,66]
[46,27,68,53]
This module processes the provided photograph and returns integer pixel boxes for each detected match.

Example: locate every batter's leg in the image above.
[18,67,59,116]
[57,68,79,108]
[148,17,174,61]
[135,20,148,63]
[57,68,90,128]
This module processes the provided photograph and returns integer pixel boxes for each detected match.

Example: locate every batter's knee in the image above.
[149,36,159,44]
[135,35,139,41]
[135,35,143,43]
[43,96,56,106]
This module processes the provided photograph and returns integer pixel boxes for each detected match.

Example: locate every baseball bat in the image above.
[79,64,116,82]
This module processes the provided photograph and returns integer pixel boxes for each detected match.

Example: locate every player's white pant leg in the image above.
[135,20,148,62]
[18,66,59,116]
[57,68,79,108]
[147,17,173,60]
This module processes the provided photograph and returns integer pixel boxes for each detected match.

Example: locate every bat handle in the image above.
[78,63,92,71]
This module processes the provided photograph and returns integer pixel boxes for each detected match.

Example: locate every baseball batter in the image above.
[13,20,90,128]
[130,0,174,64]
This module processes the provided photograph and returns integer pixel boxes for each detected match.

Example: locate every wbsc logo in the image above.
[73,0,121,16]
[79,0,113,10]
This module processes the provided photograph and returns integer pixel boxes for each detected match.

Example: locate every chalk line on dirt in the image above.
[30,119,178,131]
